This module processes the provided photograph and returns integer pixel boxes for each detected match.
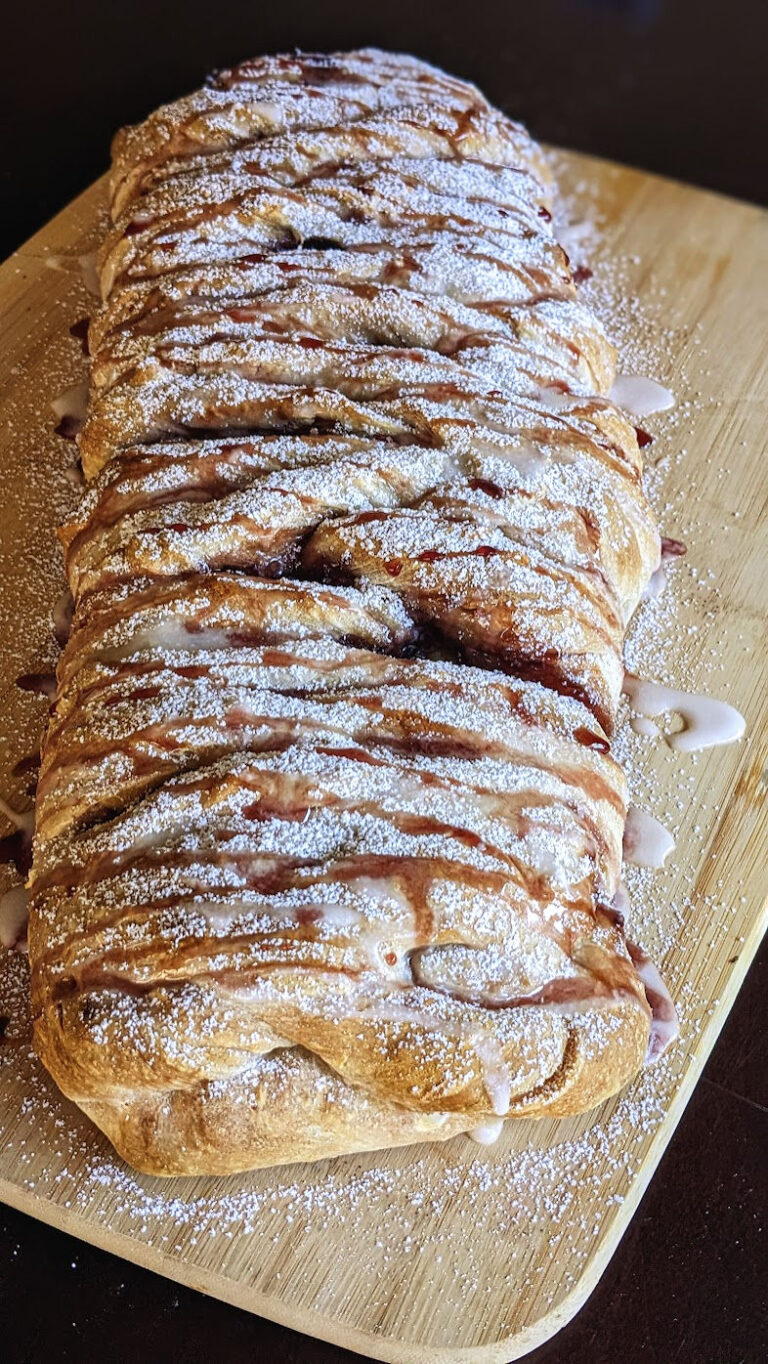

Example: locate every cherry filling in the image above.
[301,236,343,251]
[16,671,57,699]
[0,829,32,879]
[69,317,90,355]
[468,477,504,499]
[661,536,687,559]
[573,727,610,754]
[54,415,81,441]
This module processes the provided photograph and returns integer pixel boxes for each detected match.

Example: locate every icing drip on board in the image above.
[609,374,675,417]
[623,674,746,752]
[78,252,101,297]
[0,796,34,839]
[623,807,675,869]
[629,714,661,740]
[51,382,88,440]
[643,536,687,601]
[50,382,88,425]
[41,252,100,296]
[52,590,74,647]
[627,942,679,1062]
[0,799,33,954]
[0,885,28,953]
[468,1119,504,1146]
[643,564,667,601]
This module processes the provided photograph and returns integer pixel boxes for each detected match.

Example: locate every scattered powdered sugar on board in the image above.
[0,153,754,1320]
[552,159,688,960]
[0,945,700,1312]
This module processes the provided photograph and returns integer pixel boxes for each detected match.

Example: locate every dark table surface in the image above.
[1,2,766,1360]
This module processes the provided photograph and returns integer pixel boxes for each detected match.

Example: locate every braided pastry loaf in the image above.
[30,49,669,1175]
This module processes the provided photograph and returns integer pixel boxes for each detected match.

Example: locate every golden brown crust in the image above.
[29,48,669,1177]
[35,998,649,1176]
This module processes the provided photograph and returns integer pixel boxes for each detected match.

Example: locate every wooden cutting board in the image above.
[0,149,766,1364]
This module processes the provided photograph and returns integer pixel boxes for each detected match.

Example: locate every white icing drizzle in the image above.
[0,884,29,953]
[627,942,679,1063]
[0,796,34,836]
[643,562,667,601]
[42,250,99,297]
[555,220,594,257]
[609,373,675,417]
[51,382,89,424]
[643,537,686,600]
[629,714,661,740]
[52,589,74,647]
[468,1119,504,1145]
[474,1034,512,1116]
[611,881,631,919]
[537,384,574,410]
[79,252,101,297]
[623,674,745,752]
[63,461,85,490]
[623,807,675,869]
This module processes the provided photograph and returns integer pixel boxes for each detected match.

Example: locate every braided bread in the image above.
[29,49,670,1175]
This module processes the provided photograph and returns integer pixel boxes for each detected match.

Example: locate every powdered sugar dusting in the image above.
[0,65,759,1346]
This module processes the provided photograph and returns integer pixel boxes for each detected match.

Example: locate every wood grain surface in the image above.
[0,150,766,1363]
